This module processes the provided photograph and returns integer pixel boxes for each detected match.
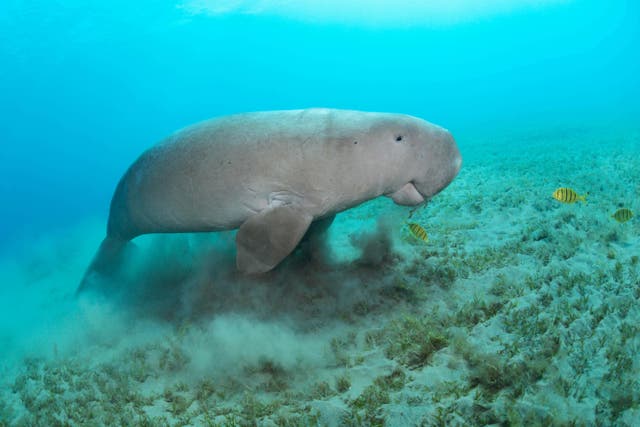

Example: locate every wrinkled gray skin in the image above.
[79,108,461,291]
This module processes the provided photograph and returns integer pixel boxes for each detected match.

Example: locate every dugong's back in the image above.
[109,109,340,240]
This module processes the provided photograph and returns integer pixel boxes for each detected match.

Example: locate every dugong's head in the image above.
[372,113,461,203]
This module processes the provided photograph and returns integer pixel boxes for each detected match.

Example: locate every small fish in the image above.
[407,222,428,242]
[612,208,633,223]
[552,187,587,204]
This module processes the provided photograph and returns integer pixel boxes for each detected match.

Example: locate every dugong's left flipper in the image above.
[236,205,314,274]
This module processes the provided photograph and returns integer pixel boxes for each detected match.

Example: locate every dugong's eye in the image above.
[395,135,404,142]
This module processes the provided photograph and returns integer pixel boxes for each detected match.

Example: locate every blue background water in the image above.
[0,0,638,253]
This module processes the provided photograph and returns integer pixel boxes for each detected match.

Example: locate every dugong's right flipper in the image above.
[236,205,314,274]
[76,236,132,294]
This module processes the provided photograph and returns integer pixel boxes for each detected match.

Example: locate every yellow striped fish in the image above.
[612,208,633,223]
[552,187,587,204]
[407,222,428,242]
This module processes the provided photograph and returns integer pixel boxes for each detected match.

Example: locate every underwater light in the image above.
[180,0,570,26]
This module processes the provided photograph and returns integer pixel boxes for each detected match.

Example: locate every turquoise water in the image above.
[1,0,638,251]
[1,1,639,425]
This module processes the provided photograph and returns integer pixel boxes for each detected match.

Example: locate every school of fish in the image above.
[552,187,633,224]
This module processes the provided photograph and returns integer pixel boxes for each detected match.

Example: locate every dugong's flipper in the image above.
[77,236,132,294]
[236,205,313,274]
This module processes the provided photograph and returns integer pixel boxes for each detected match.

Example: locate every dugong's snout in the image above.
[414,129,462,198]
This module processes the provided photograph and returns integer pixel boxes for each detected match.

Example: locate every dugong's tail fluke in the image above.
[76,236,131,294]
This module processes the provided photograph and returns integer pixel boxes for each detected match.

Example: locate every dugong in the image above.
[79,108,461,292]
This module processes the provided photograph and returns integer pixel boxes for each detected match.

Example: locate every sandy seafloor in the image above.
[1,125,639,426]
